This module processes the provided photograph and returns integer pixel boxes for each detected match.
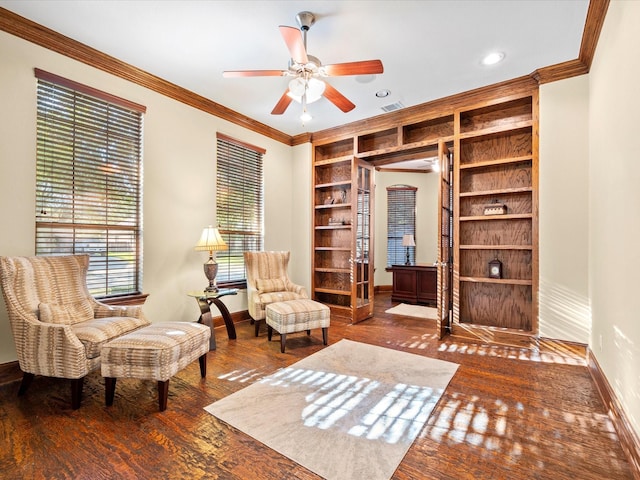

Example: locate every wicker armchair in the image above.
[0,254,149,409]
[244,251,307,336]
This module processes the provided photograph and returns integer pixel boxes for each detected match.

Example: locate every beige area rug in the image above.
[385,303,438,319]
[204,339,458,480]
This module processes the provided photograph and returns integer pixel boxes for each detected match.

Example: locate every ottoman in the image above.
[265,299,330,353]
[101,322,210,411]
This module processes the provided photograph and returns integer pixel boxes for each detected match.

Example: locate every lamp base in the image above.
[203,258,219,292]
[405,247,411,266]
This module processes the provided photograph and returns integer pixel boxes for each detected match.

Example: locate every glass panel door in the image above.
[353,158,374,323]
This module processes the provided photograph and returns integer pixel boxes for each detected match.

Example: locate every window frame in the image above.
[34,69,145,300]
[215,133,265,289]
[386,185,417,267]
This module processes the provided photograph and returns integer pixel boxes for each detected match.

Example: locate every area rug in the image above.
[385,303,438,319]
[204,339,458,480]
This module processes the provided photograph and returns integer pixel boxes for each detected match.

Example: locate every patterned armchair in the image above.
[244,251,307,336]
[0,254,149,409]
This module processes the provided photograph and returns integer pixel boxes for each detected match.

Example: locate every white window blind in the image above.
[35,69,145,298]
[216,133,264,287]
[387,185,416,266]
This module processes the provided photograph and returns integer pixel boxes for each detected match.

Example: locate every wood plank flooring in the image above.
[0,293,634,479]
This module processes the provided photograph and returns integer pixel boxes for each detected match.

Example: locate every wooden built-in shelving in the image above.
[311,88,538,338]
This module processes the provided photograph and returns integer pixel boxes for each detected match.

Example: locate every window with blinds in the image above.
[35,69,145,298]
[215,133,264,287]
[387,185,417,266]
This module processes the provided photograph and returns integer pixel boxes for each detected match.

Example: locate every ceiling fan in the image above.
[222,11,384,117]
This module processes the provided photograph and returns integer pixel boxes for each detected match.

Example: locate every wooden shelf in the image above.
[314,287,351,296]
[315,203,351,210]
[460,214,532,221]
[315,180,351,189]
[459,155,532,170]
[314,267,351,274]
[458,121,532,140]
[314,155,352,166]
[460,187,532,197]
[459,276,532,286]
[315,225,352,230]
[459,245,532,250]
[314,247,351,251]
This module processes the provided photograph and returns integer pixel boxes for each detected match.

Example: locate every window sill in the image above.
[99,293,149,306]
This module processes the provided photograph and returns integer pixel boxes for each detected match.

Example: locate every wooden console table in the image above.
[387,264,437,306]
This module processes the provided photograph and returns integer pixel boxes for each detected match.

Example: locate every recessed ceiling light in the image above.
[481,52,505,66]
[376,89,391,98]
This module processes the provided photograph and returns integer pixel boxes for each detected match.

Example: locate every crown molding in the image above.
[0,7,293,146]
[0,1,610,147]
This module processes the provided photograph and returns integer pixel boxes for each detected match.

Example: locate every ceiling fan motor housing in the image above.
[296,11,315,31]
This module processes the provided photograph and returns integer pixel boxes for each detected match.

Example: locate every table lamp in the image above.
[402,234,416,265]
[194,225,228,292]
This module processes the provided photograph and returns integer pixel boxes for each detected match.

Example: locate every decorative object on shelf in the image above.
[328,217,343,226]
[483,199,507,216]
[194,226,228,292]
[324,196,334,205]
[340,189,347,203]
[402,234,416,265]
[488,258,502,279]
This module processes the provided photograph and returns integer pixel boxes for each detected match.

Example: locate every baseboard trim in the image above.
[375,285,392,293]
[211,309,251,328]
[587,348,640,479]
[0,360,21,386]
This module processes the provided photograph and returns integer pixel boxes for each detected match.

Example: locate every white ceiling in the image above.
[1,0,590,139]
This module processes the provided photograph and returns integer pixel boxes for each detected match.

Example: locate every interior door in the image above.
[352,158,374,323]
[436,141,453,338]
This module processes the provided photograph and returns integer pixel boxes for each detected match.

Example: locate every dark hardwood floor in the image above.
[0,293,634,479]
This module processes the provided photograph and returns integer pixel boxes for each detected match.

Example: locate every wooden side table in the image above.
[187,289,238,350]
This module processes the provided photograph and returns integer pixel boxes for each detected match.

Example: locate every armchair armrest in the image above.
[284,279,308,298]
[15,316,87,379]
[92,300,147,321]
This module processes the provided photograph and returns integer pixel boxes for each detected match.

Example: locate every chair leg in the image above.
[322,327,328,345]
[105,377,117,406]
[280,333,287,354]
[71,377,84,410]
[267,325,273,341]
[17,372,34,396]
[199,353,207,377]
[255,319,263,337]
[158,380,169,412]
[307,329,311,335]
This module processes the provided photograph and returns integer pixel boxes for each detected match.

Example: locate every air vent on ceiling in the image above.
[381,101,405,113]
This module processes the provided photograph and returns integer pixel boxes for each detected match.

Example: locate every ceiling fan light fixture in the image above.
[287,77,325,104]
[300,110,312,123]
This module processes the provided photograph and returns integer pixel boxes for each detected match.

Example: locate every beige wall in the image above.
[539,75,590,343]
[0,30,297,363]
[588,0,640,438]
[373,171,439,287]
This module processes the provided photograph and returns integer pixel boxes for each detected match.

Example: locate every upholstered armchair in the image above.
[0,254,150,409]
[244,251,308,336]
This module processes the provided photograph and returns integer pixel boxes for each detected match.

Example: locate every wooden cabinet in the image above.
[453,93,538,335]
[312,139,374,323]
[388,264,437,306]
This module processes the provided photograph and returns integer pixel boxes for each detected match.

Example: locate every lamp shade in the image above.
[194,226,228,252]
[402,234,416,247]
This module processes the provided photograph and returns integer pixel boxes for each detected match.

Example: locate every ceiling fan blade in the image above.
[279,26,308,64]
[223,70,286,78]
[323,83,356,113]
[271,90,294,115]
[323,60,384,76]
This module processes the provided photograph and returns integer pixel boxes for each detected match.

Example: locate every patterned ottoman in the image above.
[101,322,210,411]
[265,299,330,353]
